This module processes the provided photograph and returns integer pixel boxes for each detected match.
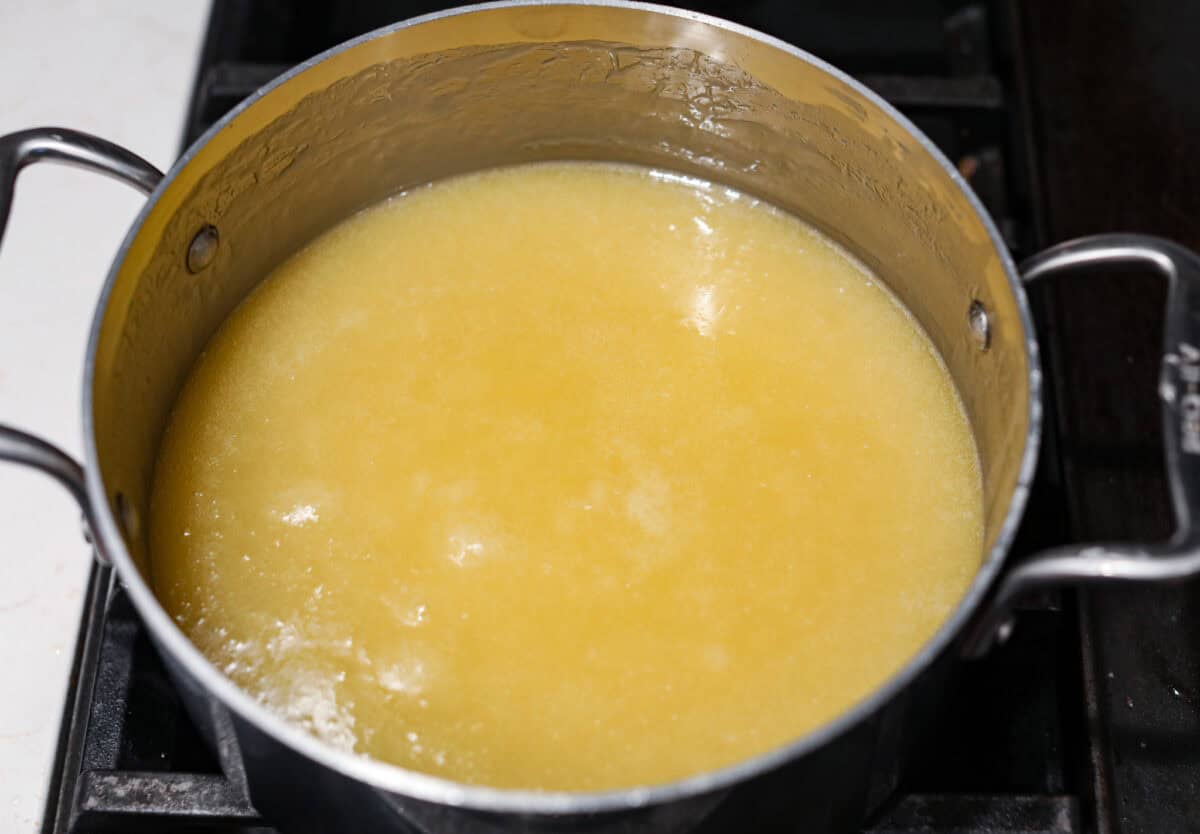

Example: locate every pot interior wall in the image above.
[90,4,1030,585]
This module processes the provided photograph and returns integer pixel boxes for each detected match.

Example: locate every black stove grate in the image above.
[43,2,1114,832]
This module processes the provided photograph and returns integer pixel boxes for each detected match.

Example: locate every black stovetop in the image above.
[42,2,1200,832]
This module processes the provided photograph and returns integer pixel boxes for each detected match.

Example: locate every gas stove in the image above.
[41,2,1200,832]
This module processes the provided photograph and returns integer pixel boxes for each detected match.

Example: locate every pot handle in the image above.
[963,233,1200,658]
[0,128,163,549]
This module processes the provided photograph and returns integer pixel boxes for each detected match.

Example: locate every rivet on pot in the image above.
[968,300,991,352]
[114,491,140,543]
[187,224,220,273]
[994,617,1015,646]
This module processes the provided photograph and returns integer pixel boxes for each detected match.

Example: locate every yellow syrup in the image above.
[149,162,982,791]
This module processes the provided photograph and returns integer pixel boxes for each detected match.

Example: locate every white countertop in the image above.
[0,2,209,828]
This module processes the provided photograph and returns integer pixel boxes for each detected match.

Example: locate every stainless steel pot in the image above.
[4,3,1200,832]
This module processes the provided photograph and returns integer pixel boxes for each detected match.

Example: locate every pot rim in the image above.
[81,0,1042,815]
